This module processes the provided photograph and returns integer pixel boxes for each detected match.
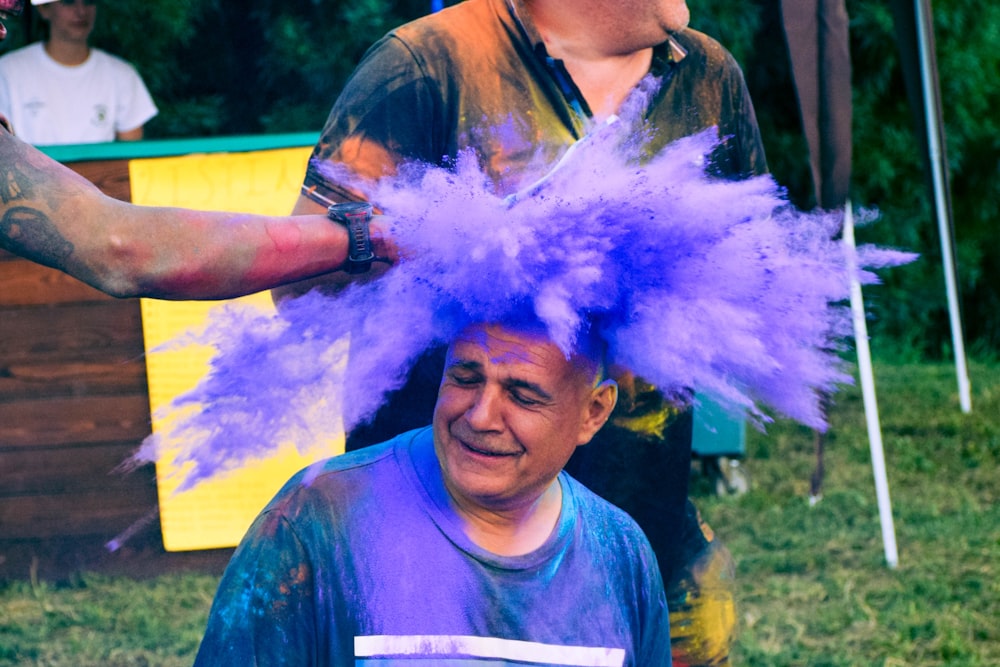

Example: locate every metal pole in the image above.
[844,201,900,568]
[914,0,972,412]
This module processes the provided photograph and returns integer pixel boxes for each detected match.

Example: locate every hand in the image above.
[369,214,401,267]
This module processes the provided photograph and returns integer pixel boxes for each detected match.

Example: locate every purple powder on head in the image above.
[136,117,915,491]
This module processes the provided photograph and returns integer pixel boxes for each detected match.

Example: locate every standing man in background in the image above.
[0,0,157,145]
[277,1,766,664]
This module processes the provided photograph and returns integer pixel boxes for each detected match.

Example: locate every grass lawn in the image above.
[1,359,997,666]
[704,359,999,666]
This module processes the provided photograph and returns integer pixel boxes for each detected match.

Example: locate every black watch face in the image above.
[330,201,372,218]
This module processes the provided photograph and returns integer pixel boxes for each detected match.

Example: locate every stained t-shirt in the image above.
[194,427,671,666]
[301,0,765,205]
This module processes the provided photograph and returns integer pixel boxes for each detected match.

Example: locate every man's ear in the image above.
[576,379,618,446]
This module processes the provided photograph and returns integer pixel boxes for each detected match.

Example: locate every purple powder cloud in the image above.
[135,117,916,492]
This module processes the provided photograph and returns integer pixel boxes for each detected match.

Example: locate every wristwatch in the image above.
[327,201,376,274]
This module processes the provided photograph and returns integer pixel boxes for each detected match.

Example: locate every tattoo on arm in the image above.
[0,206,75,267]
[0,134,37,205]
[0,204,105,289]
[0,133,71,264]
[0,131,103,287]
[2,167,24,204]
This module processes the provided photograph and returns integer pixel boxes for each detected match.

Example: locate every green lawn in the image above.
[1,360,997,666]
[707,360,1000,666]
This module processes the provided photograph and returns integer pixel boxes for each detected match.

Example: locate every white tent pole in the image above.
[914,0,972,413]
[844,200,900,568]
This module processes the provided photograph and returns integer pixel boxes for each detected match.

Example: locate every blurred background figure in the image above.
[0,0,156,145]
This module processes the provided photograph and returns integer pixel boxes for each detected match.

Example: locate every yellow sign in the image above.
[131,147,345,551]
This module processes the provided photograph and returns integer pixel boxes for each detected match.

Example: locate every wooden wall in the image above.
[0,161,232,581]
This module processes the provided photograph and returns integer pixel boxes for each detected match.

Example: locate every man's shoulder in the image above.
[88,48,142,76]
[256,428,430,535]
[388,0,506,62]
[393,0,496,38]
[563,473,647,536]
[0,43,43,71]
[563,474,661,574]
[289,436,401,484]
[670,27,741,73]
[274,428,426,499]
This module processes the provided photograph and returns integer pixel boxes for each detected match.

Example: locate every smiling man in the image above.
[433,323,618,556]
[194,320,672,667]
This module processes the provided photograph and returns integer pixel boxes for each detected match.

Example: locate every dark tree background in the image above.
[2,0,997,358]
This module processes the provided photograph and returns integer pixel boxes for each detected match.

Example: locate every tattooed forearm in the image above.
[0,133,38,205]
[2,166,23,203]
[0,128,359,299]
[0,205,74,266]
[0,130,109,288]
[0,204,105,288]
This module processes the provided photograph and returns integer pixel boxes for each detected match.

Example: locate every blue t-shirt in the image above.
[195,427,671,666]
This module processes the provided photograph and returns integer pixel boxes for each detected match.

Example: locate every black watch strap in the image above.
[328,201,375,274]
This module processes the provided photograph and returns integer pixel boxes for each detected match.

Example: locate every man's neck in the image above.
[556,49,653,121]
[44,38,91,67]
[447,479,563,557]
[525,0,653,119]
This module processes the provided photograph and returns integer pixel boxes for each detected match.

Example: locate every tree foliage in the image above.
[841,0,1000,359]
[695,0,1000,358]
[2,0,995,356]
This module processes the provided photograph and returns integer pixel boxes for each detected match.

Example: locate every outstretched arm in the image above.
[0,128,395,300]
[270,193,395,305]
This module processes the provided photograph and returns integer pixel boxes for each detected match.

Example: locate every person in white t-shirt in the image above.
[0,0,157,146]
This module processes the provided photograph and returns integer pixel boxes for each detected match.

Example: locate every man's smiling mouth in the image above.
[459,438,521,458]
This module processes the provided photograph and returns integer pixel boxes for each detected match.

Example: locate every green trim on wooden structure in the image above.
[38,133,321,163]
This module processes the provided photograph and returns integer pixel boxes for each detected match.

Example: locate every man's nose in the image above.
[464,385,503,431]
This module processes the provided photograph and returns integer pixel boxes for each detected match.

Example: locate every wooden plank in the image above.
[0,486,158,540]
[0,257,114,306]
[0,359,148,401]
[66,159,132,203]
[0,442,147,497]
[0,300,143,363]
[0,300,147,400]
[0,394,150,450]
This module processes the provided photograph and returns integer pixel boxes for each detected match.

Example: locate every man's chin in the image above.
[667,18,690,34]
[664,4,691,33]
